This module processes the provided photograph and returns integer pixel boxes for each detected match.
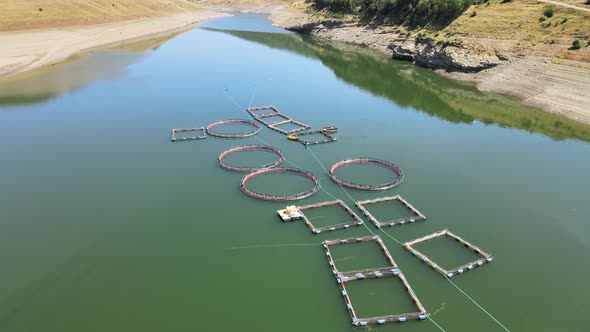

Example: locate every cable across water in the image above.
[223,88,511,332]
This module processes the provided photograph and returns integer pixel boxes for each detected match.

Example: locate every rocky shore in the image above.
[283,16,590,126]
[288,21,501,73]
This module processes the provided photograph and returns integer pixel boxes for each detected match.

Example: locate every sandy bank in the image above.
[0,10,228,79]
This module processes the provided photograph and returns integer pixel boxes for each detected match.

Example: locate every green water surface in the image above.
[0,13,589,332]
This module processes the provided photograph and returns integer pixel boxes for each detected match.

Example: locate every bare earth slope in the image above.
[0,0,201,31]
[0,1,227,78]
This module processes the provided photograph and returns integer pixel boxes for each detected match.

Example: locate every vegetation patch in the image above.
[311,0,480,27]
[543,5,555,18]
[572,38,583,50]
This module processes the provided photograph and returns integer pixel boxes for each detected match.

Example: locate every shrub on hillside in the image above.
[311,0,476,26]
[313,0,358,14]
[572,39,582,49]
[543,6,555,18]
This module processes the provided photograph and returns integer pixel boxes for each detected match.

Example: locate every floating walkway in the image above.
[404,229,493,278]
[217,145,284,173]
[328,158,404,191]
[247,105,281,118]
[248,105,336,144]
[297,200,363,234]
[322,235,427,326]
[247,105,310,135]
[240,167,320,201]
[206,119,261,138]
[170,127,206,142]
[356,195,426,228]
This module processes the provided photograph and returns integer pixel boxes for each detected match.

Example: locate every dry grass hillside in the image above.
[444,0,590,62]
[0,0,201,31]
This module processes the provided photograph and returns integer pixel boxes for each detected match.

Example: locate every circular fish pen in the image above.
[241,167,320,201]
[206,119,261,138]
[328,158,404,191]
[217,145,285,172]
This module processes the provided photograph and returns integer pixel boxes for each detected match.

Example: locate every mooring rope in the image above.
[445,277,511,332]
[304,145,455,332]
[223,90,455,330]
[222,89,444,328]
[222,89,307,172]
[248,85,257,109]
[226,243,318,250]
[305,145,513,332]
[428,315,448,332]
[429,303,447,317]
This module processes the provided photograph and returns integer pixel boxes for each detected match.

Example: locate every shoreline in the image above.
[1,1,589,126]
[197,1,590,126]
[290,21,590,126]
[0,10,228,79]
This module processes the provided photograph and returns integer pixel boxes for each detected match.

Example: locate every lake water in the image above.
[0,14,589,332]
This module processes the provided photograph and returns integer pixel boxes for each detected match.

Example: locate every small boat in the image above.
[287,135,299,141]
[321,126,338,133]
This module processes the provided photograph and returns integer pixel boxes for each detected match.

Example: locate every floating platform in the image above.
[247,105,280,118]
[278,206,303,222]
[171,127,206,142]
[322,235,427,326]
[297,200,363,234]
[356,195,426,228]
[404,229,493,278]
[296,129,337,146]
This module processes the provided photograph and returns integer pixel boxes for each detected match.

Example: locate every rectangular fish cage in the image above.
[171,127,206,141]
[268,119,310,135]
[256,113,291,126]
[296,129,337,146]
[322,235,427,326]
[404,229,493,278]
[297,200,363,234]
[247,105,280,118]
[356,195,426,228]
